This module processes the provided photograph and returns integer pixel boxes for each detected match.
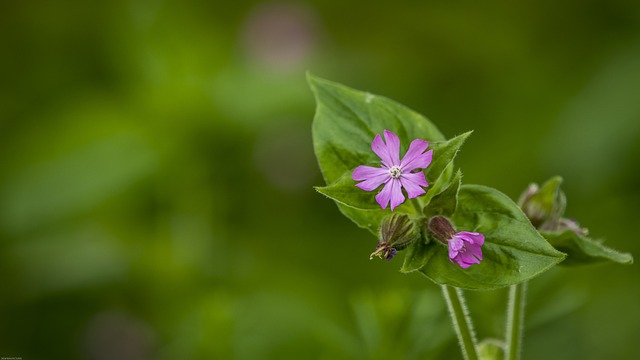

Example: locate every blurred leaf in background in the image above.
[0,0,638,359]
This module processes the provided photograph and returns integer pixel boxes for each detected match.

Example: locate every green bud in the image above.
[370,214,420,261]
[518,177,566,228]
[518,177,589,235]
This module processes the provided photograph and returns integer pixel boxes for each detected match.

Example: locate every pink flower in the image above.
[352,130,433,211]
[448,232,485,268]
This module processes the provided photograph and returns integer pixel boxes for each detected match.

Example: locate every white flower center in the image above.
[389,166,402,179]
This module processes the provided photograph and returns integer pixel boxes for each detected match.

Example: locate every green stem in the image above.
[441,285,479,360]
[505,282,528,360]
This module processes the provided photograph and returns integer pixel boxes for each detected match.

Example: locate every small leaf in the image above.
[425,132,471,188]
[424,169,462,218]
[542,230,633,266]
[420,185,566,290]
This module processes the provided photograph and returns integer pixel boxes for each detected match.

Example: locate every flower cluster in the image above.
[355,130,485,269]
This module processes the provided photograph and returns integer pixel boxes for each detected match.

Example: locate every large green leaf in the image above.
[419,185,566,290]
[309,74,449,233]
[542,230,633,266]
[309,73,446,185]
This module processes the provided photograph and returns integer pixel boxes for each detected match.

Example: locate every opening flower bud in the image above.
[370,214,419,261]
[428,215,485,269]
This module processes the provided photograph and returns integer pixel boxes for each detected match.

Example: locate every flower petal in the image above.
[467,243,483,261]
[458,251,481,266]
[401,146,433,173]
[353,165,388,180]
[355,173,390,191]
[376,178,405,210]
[400,139,429,168]
[371,134,393,167]
[458,232,485,246]
[448,237,463,258]
[388,179,405,211]
[456,257,474,268]
[399,172,428,199]
[451,255,471,268]
[383,130,401,166]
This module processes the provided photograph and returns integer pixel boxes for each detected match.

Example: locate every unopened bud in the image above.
[427,216,457,244]
[370,214,419,261]
[518,177,566,228]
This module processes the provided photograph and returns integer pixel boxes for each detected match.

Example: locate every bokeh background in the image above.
[1,0,639,359]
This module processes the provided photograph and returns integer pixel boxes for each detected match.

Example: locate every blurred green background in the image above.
[1,0,639,359]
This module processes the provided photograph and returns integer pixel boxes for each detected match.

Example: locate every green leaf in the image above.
[425,132,471,189]
[335,205,389,235]
[309,74,449,233]
[309,73,446,185]
[420,185,566,290]
[314,173,380,210]
[401,235,432,273]
[542,230,633,266]
[400,216,431,273]
[424,169,462,218]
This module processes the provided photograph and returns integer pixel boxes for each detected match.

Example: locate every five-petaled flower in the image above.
[352,130,433,211]
[448,232,485,269]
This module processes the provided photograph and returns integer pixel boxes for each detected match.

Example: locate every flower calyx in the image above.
[370,213,419,261]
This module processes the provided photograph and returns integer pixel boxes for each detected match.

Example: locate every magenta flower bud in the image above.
[447,232,485,269]
[352,130,433,211]
[428,216,485,269]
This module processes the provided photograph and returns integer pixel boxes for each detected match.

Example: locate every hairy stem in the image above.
[505,282,528,360]
[441,285,479,360]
